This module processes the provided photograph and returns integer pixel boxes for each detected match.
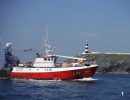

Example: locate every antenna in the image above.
[46,26,48,40]
[43,27,56,55]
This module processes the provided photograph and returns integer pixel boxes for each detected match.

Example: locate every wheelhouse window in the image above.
[44,58,53,61]
[48,58,50,61]
[44,58,47,61]
[51,58,54,61]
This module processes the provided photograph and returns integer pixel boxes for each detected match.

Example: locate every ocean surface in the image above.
[0,74,130,100]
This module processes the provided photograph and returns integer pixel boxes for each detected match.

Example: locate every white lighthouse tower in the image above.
[82,40,89,54]
[85,40,88,53]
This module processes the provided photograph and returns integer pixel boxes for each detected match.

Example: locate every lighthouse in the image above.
[82,40,89,54]
[85,40,88,53]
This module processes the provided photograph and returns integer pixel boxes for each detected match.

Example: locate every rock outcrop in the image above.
[76,54,130,74]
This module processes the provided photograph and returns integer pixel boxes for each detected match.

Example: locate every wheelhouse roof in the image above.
[36,56,57,58]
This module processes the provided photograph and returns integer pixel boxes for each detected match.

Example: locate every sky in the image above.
[0,0,130,67]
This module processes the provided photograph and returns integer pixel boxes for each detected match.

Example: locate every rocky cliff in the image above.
[76,54,130,74]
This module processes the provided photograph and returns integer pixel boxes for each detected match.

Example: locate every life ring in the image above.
[70,64,73,67]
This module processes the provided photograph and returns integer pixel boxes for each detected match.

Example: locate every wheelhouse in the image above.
[33,56,57,68]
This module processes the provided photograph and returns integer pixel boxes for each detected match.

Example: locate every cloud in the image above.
[83,32,100,39]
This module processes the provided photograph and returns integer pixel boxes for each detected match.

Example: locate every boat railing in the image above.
[56,60,96,68]
[18,62,33,68]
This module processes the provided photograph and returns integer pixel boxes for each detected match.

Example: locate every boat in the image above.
[0,36,98,80]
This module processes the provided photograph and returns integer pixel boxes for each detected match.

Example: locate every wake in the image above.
[73,77,98,82]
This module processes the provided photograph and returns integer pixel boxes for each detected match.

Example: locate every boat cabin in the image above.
[33,56,57,67]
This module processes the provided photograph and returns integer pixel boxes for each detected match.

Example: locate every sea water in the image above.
[0,74,130,100]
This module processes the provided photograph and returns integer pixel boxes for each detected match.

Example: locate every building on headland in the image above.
[81,40,130,55]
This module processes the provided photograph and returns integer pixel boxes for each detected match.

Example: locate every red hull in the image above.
[10,66,97,80]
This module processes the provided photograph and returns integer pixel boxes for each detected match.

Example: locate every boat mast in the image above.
[43,28,55,56]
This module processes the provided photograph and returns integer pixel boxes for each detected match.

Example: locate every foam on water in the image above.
[28,78,97,82]
[1,77,97,82]
[73,77,98,82]
[28,79,62,82]
[0,77,8,80]
[48,79,62,81]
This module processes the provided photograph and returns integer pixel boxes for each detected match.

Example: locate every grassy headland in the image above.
[76,54,130,74]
